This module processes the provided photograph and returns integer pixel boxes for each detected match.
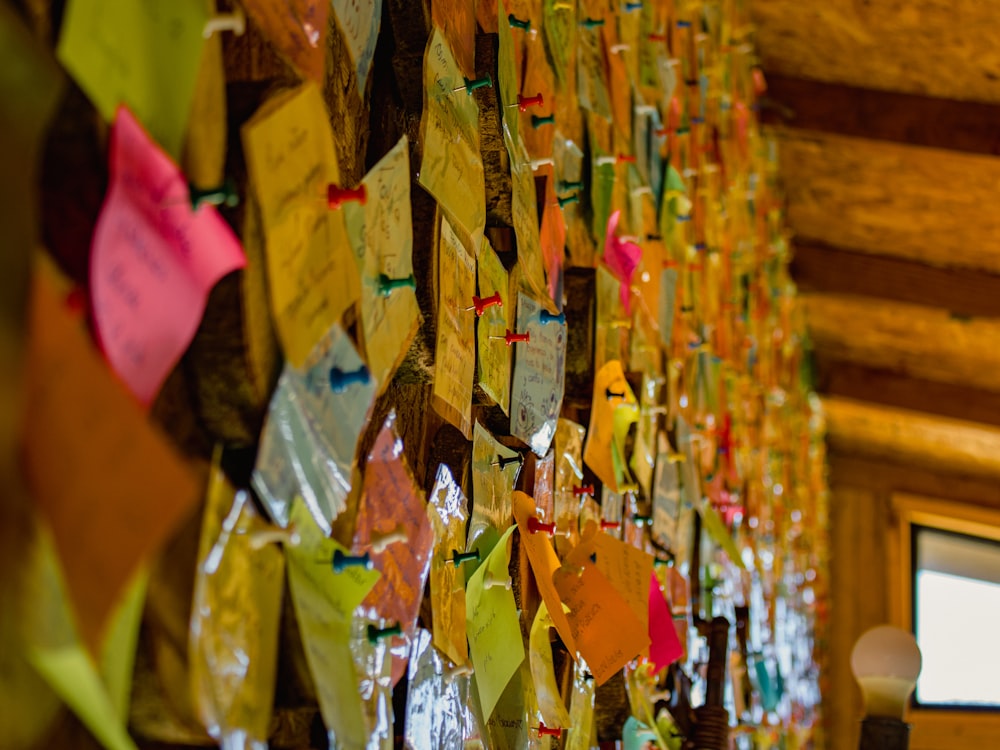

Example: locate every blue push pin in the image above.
[624,0,643,10]
[332,549,373,573]
[580,16,604,29]
[329,364,370,393]
[367,622,403,645]
[539,309,565,326]
[376,272,415,296]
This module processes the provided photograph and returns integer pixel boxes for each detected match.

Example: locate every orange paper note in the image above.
[90,106,247,405]
[583,359,639,492]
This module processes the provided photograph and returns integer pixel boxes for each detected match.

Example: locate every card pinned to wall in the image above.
[583,359,639,493]
[89,106,246,406]
[432,0,476,78]
[239,0,329,83]
[529,602,572,729]
[475,238,512,414]
[604,210,642,315]
[505,128,549,299]
[427,464,470,668]
[647,572,683,672]
[331,0,383,92]
[468,422,521,563]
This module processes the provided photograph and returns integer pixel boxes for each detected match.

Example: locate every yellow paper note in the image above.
[496,0,519,147]
[432,212,477,437]
[331,0,382,90]
[595,265,627,373]
[427,465,470,667]
[242,82,361,367]
[529,602,572,728]
[344,135,421,388]
[553,419,587,557]
[465,525,524,720]
[468,422,521,561]
[57,0,208,159]
[510,292,566,456]
[506,127,548,298]
[564,666,596,750]
[583,360,638,493]
[420,28,486,250]
[285,499,380,746]
[476,237,513,413]
[651,432,681,551]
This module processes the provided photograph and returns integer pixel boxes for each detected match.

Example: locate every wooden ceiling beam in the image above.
[791,243,1000,318]
[801,292,1000,394]
[774,128,1000,274]
[762,74,1000,156]
[822,396,1000,479]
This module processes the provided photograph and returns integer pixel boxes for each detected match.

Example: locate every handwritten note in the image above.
[239,0,329,83]
[420,29,486,251]
[496,0,519,146]
[529,602,572,728]
[433,213,477,437]
[465,525,524,720]
[332,0,382,91]
[89,107,246,405]
[57,0,206,158]
[252,321,375,534]
[506,128,548,298]
[648,572,683,672]
[542,0,576,91]
[21,259,200,652]
[468,422,521,562]
[510,292,566,456]
[476,238,512,414]
[574,522,654,632]
[242,83,360,367]
[427,465,470,667]
[343,135,421,388]
[583,360,639,493]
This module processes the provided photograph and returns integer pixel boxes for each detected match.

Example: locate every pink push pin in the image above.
[327,183,367,209]
[573,484,595,498]
[527,517,556,535]
[465,292,502,316]
[490,328,530,345]
[600,519,621,531]
[536,722,563,737]
[510,93,544,112]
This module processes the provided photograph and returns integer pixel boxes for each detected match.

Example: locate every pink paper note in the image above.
[648,571,683,672]
[604,210,642,314]
[90,106,246,405]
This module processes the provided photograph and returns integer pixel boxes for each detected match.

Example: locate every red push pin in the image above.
[648,31,668,42]
[600,519,621,531]
[573,484,595,498]
[510,92,544,112]
[327,183,367,209]
[536,722,563,738]
[490,328,530,345]
[752,67,767,96]
[527,517,556,535]
[617,153,637,164]
[654,126,670,137]
[465,292,502,316]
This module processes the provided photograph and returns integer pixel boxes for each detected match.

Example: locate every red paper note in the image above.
[90,107,246,405]
[648,571,683,672]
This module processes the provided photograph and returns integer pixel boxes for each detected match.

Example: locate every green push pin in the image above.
[453,75,493,94]
[367,622,403,645]
[531,113,556,128]
[557,193,580,208]
[580,16,604,29]
[559,179,584,192]
[632,514,653,526]
[447,549,480,567]
[376,272,415,296]
[508,13,531,31]
[189,178,239,211]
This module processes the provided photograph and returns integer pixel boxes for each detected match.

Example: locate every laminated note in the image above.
[404,628,467,749]
[343,135,421,388]
[420,29,486,250]
[553,419,587,557]
[468,422,521,562]
[21,259,200,652]
[465,525,524,720]
[90,107,246,406]
[57,0,207,158]
[529,602,572,729]
[242,83,360,367]
[432,213,477,437]
[510,292,566,457]
[331,0,382,92]
[252,322,376,534]
[427,465,470,667]
[583,360,639,493]
[285,500,379,748]
[564,664,596,750]
[475,238,513,413]
[239,0,328,83]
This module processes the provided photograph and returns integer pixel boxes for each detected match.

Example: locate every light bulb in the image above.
[850,625,922,719]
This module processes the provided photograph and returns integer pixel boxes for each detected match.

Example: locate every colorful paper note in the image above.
[57,0,207,158]
[647,572,683,672]
[577,20,611,120]
[529,602,572,728]
[475,237,512,413]
[542,0,576,91]
[433,212,477,437]
[420,28,486,251]
[510,293,566,456]
[506,128,548,298]
[553,419,587,556]
[496,0,519,146]
[465,525,524,720]
[89,107,246,405]
[575,522,654,632]
[651,433,681,551]
[604,210,642,314]
[468,422,521,561]
[583,359,639,492]
[242,83,360,367]
[21,260,200,651]
[427,464,470,667]
[252,322,376,533]
[331,0,383,91]
[344,135,421,388]
[239,0,329,83]
[565,665,596,750]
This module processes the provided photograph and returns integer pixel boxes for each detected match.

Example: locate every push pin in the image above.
[572,484,595,497]
[536,722,564,737]
[531,157,554,170]
[465,292,502,316]
[539,309,565,325]
[648,31,668,42]
[484,570,513,590]
[624,0,643,10]
[203,9,246,37]
[329,364,371,392]
[446,549,480,567]
[185,179,240,211]
[369,525,408,553]
[332,549,373,573]
[677,19,692,28]
[248,525,300,550]
[376,272,415,296]
[509,93,544,112]
[605,387,626,400]
[617,153,637,164]
[528,517,556,535]
[676,214,692,222]
[492,453,523,469]
[580,17,604,29]
[600,519,620,531]
[632,514,653,526]
[367,622,403,645]
[634,105,657,116]
[557,193,580,208]
[610,43,629,54]
[508,13,531,30]
[553,0,573,9]
[445,662,474,681]
[608,318,632,328]
[327,183,367,209]
[531,113,556,128]
[654,126,670,137]
[589,552,598,563]
[453,75,493,94]
[490,328,530,345]
[653,556,673,567]
[559,179,584,192]
[595,155,617,167]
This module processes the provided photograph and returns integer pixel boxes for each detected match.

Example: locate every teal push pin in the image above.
[539,309,565,325]
[367,622,403,644]
[329,364,370,393]
[531,113,556,128]
[632,513,653,526]
[557,193,579,208]
[624,0,643,10]
[580,16,604,29]
[332,549,373,573]
[507,13,531,31]
[446,549,480,567]
[559,179,584,192]
[453,75,493,94]
[376,272,415,296]
[188,178,240,211]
